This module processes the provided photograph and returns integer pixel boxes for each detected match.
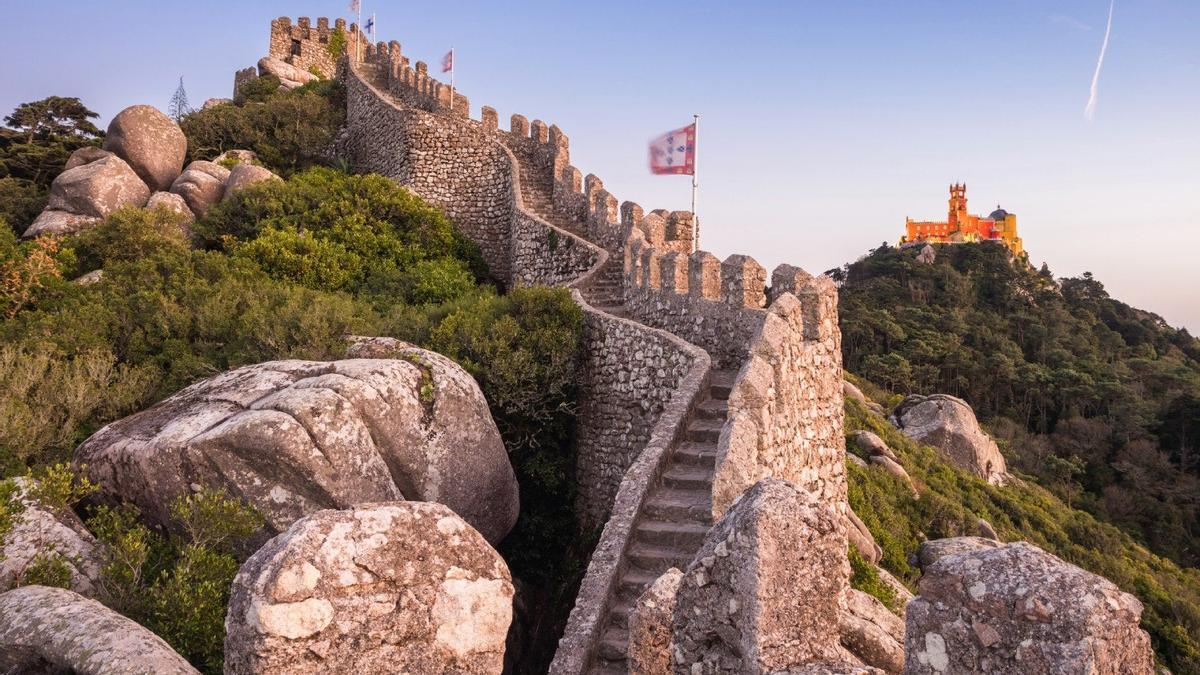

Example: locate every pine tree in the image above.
[168,77,192,122]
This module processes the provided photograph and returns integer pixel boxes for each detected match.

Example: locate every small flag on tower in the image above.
[364,15,374,35]
[648,123,696,175]
[348,0,360,13]
[442,48,454,74]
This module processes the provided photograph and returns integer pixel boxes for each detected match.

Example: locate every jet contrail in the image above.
[1085,0,1115,121]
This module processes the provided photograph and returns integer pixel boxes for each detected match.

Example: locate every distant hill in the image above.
[831,242,1200,568]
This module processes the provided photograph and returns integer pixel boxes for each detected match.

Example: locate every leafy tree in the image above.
[3,96,101,143]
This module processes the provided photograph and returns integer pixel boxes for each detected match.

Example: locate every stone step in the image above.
[595,625,630,662]
[627,542,696,570]
[710,371,737,400]
[636,518,710,549]
[608,599,633,628]
[685,418,724,443]
[616,567,662,602]
[643,487,712,522]
[588,660,627,675]
[662,464,714,490]
[673,443,717,467]
[695,398,729,421]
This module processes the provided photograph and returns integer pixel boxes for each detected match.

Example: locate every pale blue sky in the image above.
[3,1,1197,331]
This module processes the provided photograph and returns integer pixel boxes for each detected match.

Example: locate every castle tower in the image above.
[948,183,967,228]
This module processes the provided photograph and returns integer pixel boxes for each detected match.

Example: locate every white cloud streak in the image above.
[1085,0,1115,121]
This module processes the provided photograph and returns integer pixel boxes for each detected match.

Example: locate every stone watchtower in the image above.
[268,16,358,79]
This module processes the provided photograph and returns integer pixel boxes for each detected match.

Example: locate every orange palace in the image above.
[902,184,1023,255]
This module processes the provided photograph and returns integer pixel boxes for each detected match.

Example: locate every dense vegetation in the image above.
[0,96,102,234]
[834,243,1200,568]
[844,381,1200,673]
[0,87,586,673]
[180,78,345,176]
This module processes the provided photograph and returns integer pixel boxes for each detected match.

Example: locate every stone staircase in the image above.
[587,371,733,675]
[508,144,735,674]
[359,75,731,671]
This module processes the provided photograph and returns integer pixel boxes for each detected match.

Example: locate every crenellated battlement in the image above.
[269,16,365,79]
[361,40,470,117]
[334,23,844,673]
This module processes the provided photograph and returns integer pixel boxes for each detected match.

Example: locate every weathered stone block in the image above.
[688,251,721,300]
[905,541,1154,674]
[722,254,767,308]
[672,478,849,673]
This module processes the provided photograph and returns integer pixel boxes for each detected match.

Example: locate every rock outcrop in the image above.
[0,585,198,674]
[103,105,187,191]
[627,567,683,674]
[841,589,905,674]
[214,149,260,166]
[847,507,883,564]
[905,540,1154,674]
[672,478,850,672]
[169,160,229,217]
[75,354,519,546]
[258,56,319,89]
[63,146,112,171]
[224,502,513,675]
[0,478,104,597]
[24,154,150,237]
[870,454,919,497]
[146,191,195,231]
[915,536,998,571]
[891,394,1007,484]
[223,162,281,199]
[851,430,897,463]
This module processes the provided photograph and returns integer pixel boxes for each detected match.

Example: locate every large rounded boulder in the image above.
[0,477,104,597]
[224,502,513,674]
[891,394,1008,484]
[169,160,229,217]
[905,540,1153,674]
[75,350,519,546]
[0,585,198,674]
[102,105,187,191]
[24,154,150,237]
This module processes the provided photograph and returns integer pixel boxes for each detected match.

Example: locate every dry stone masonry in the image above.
[330,23,849,673]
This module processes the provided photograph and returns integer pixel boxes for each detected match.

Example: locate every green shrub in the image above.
[89,489,260,674]
[0,177,47,235]
[202,168,487,305]
[848,546,898,613]
[181,78,342,175]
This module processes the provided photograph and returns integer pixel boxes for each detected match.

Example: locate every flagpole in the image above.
[692,113,700,252]
[450,47,455,112]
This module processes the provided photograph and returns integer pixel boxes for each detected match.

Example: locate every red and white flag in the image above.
[442,49,454,74]
[648,123,696,175]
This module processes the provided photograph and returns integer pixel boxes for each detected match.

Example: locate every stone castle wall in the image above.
[335,32,845,672]
[269,16,363,78]
[341,65,515,281]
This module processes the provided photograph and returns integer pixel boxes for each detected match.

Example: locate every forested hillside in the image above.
[833,242,1200,568]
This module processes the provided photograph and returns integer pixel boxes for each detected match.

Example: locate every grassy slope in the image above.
[844,376,1200,674]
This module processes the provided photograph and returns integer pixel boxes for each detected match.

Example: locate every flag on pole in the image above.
[348,0,360,12]
[442,48,454,73]
[648,123,696,175]
[365,14,374,38]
